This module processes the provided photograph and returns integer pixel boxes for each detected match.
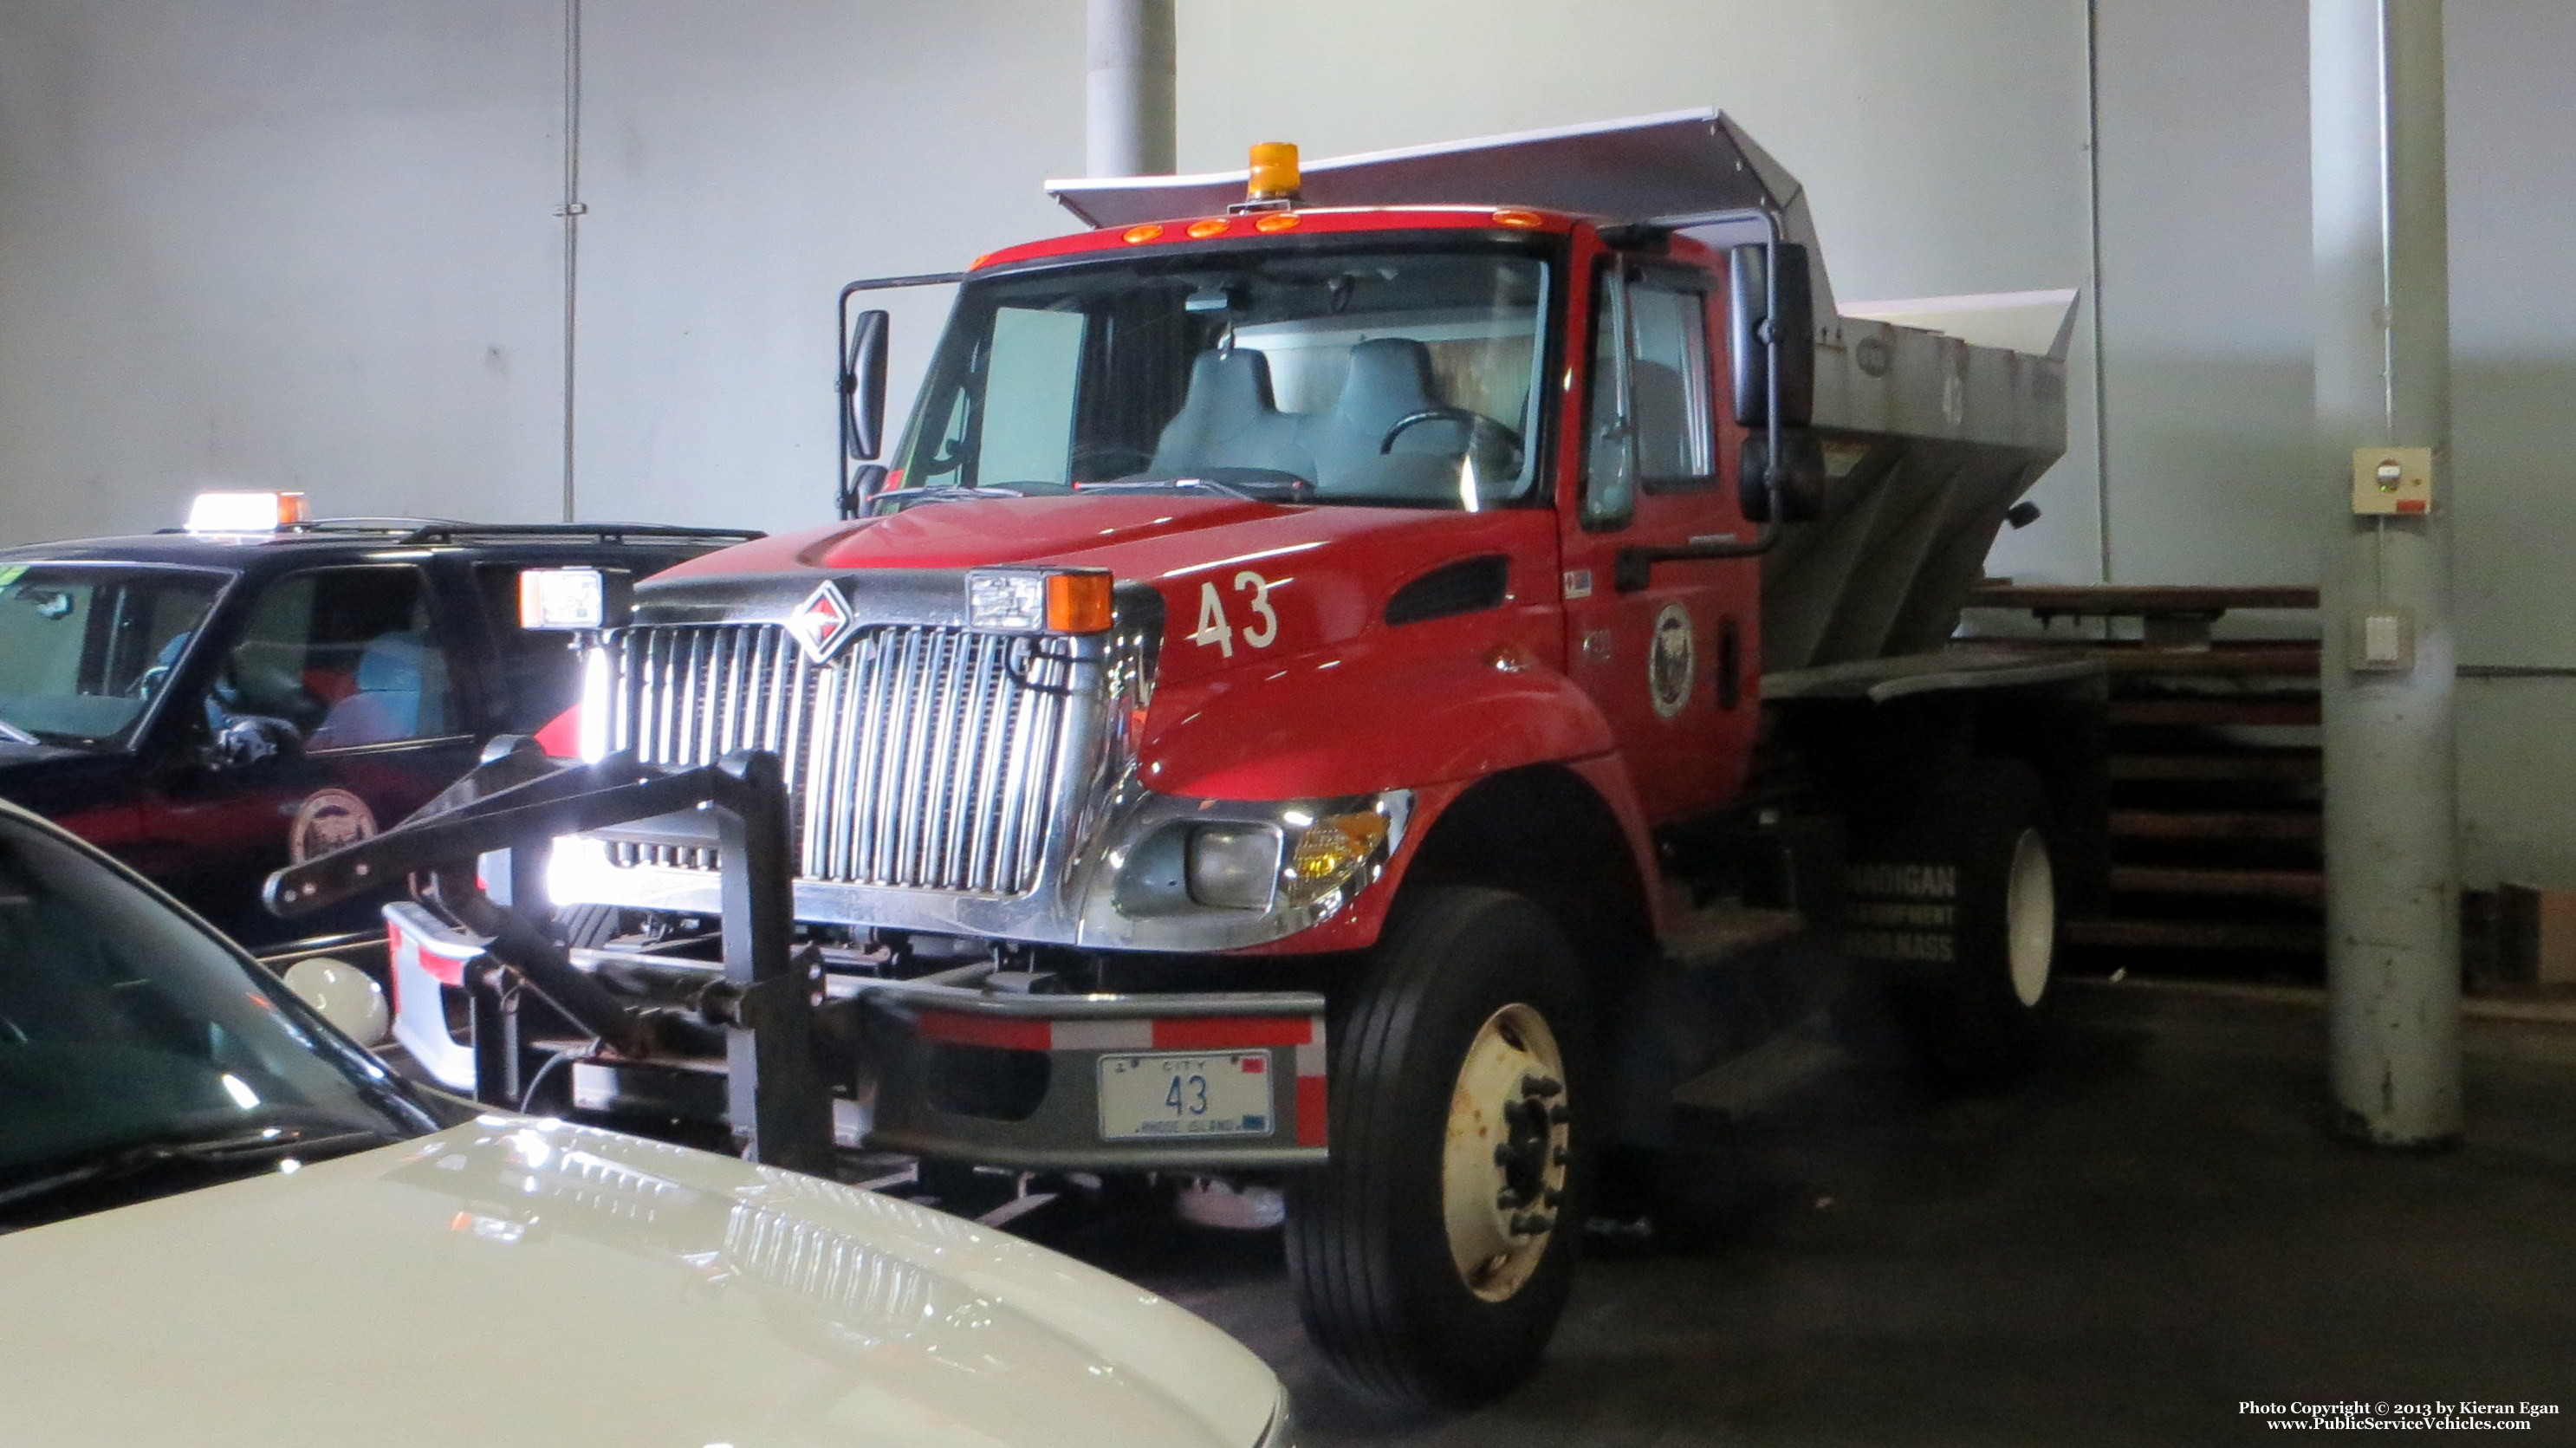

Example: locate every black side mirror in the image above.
[1737,430,1827,523]
[1728,243,1814,429]
[208,715,302,772]
[841,308,889,462]
[837,464,888,521]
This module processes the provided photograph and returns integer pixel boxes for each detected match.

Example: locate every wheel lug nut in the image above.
[1543,1188,1562,1208]
[1548,1103,1572,1124]
[1520,1074,1562,1099]
[1552,1146,1568,1166]
[1494,1143,1514,1166]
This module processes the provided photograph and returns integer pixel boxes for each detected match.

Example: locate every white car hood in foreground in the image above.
[0,1117,1279,1448]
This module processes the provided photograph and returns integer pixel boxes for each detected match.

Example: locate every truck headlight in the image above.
[1107,793,1408,926]
[1187,825,1282,910]
[966,570,1047,631]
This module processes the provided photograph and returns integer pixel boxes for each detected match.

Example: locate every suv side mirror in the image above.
[282,957,389,1045]
[842,308,889,462]
[1728,243,1814,429]
[208,715,302,772]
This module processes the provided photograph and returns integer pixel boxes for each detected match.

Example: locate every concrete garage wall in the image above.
[0,2,563,540]
[2445,4,2576,890]
[0,0,1080,542]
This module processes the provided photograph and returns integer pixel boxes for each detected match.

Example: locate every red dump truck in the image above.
[277,109,2101,1406]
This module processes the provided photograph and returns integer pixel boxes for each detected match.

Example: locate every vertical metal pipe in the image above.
[558,0,586,522]
[1085,0,1175,178]
[2313,0,2461,1146]
[2085,0,2114,583]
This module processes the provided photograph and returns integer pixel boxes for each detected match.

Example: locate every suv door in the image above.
[142,563,479,948]
[1557,248,1762,824]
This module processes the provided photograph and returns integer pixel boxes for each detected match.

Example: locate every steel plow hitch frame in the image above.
[263,737,833,1171]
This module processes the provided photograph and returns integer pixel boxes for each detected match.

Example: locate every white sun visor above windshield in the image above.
[1048,108,1800,231]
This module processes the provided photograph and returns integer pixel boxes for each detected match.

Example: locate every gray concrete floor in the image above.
[1020,982,2576,1446]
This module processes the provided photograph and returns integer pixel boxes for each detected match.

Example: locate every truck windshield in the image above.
[896,243,1553,510]
[0,565,226,749]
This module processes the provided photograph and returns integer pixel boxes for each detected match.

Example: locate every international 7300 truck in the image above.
[273,110,2103,1407]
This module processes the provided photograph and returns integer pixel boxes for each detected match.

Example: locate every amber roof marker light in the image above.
[1234,142,1301,212]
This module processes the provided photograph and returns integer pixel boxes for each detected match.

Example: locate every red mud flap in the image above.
[861,983,1332,1172]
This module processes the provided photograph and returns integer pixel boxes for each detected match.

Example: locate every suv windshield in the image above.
[896,242,1554,510]
[0,565,225,748]
[0,812,431,1229]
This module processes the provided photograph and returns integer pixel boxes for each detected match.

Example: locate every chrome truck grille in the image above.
[608,623,1074,895]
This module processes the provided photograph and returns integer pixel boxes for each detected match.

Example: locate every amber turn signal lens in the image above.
[1255,212,1301,233]
[1123,224,1165,243]
[1286,811,1392,903]
[1491,208,1544,229]
[1046,572,1115,633]
[1188,218,1230,238]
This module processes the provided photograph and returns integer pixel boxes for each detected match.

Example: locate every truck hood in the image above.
[0,1118,1278,1448]
[663,494,1559,687]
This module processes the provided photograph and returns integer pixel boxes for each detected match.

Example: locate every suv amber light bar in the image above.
[185,490,308,533]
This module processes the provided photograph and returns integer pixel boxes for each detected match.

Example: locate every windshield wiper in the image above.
[0,716,41,746]
[0,1123,399,1216]
[1077,474,1314,503]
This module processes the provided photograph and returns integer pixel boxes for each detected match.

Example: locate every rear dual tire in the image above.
[1863,758,2059,1083]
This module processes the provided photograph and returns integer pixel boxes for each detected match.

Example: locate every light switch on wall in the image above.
[2355,607,2414,672]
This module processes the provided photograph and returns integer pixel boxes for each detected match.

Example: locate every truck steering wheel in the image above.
[1379,408,1523,476]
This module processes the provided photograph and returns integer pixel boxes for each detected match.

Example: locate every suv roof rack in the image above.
[383,521,766,546]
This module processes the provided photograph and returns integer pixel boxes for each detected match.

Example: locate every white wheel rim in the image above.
[2005,827,2055,1008]
[1438,1003,1570,1302]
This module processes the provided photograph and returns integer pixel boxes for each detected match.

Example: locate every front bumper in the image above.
[387,901,1332,1172]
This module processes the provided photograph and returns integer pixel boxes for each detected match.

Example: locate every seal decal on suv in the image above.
[289,788,378,864]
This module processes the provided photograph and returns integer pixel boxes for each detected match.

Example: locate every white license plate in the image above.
[1096,1050,1276,1141]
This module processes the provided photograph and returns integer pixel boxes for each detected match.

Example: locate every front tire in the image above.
[1286,887,1594,1408]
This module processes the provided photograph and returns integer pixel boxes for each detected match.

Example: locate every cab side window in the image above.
[216,568,458,750]
[1583,261,1716,529]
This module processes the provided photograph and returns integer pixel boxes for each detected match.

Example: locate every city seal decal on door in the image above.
[289,789,378,864]
[1648,602,1696,718]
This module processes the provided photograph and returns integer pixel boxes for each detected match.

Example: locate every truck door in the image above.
[1557,250,1761,822]
[144,563,480,949]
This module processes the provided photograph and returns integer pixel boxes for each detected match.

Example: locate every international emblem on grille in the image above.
[785,581,856,662]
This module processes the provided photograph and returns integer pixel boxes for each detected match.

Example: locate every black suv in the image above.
[0,503,754,960]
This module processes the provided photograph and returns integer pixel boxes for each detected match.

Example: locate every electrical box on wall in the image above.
[2352,445,2435,515]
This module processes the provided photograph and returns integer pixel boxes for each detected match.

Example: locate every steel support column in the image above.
[1085,0,1174,179]
[2313,0,2461,1146]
